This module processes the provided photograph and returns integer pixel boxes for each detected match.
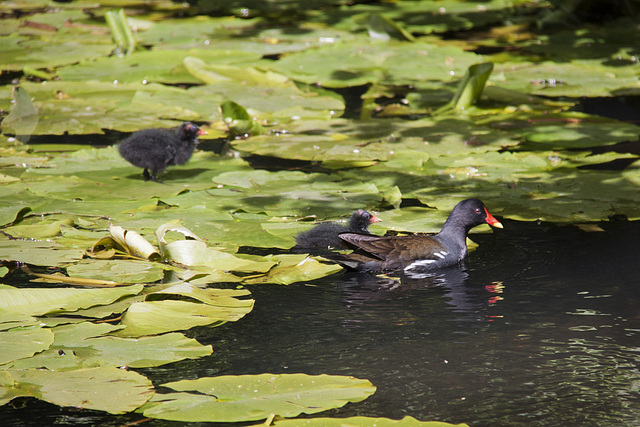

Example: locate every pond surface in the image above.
[5,217,639,426]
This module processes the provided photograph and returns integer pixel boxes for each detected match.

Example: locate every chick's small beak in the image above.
[197,129,208,136]
[369,213,382,224]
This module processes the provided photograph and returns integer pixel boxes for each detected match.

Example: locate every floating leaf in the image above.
[115,284,254,337]
[265,416,469,426]
[65,259,165,284]
[0,285,144,317]
[142,373,376,422]
[244,255,343,285]
[13,321,212,370]
[0,239,85,266]
[0,326,54,365]
[8,366,153,414]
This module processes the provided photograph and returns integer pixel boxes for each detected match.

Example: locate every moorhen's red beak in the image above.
[484,207,503,229]
[369,213,382,224]
[197,129,208,136]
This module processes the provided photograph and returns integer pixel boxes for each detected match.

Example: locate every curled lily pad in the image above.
[97,224,160,261]
[220,100,265,137]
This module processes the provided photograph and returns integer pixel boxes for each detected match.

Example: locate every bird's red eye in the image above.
[475,208,482,214]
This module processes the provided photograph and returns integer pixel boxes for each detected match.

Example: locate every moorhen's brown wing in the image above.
[339,233,449,270]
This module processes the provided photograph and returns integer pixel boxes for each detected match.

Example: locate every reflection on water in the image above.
[2,219,639,426]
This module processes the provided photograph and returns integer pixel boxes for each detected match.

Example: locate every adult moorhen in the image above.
[295,209,381,249]
[118,122,207,182]
[334,199,502,275]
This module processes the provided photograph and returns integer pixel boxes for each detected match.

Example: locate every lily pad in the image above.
[13,321,212,370]
[142,373,376,422]
[0,285,144,317]
[116,284,254,337]
[244,254,343,285]
[8,366,154,414]
[0,326,54,365]
[266,417,469,426]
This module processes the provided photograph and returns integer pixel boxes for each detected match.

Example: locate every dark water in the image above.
[3,218,640,426]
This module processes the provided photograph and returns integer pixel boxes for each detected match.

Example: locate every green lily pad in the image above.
[13,321,212,370]
[266,416,469,426]
[65,259,165,284]
[0,284,144,317]
[269,41,482,88]
[491,60,640,97]
[8,366,154,414]
[115,284,254,337]
[244,254,343,285]
[0,238,85,266]
[0,326,54,365]
[116,299,252,337]
[142,373,376,422]
[59,49,262,84]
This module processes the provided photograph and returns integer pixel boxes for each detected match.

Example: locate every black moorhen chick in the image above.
[118,122,207,182]
[295,209,381,249]
[334,199,502,275]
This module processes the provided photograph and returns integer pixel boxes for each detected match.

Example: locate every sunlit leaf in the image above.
[65,259,165,284]
[0,285,143,317]
[0,326,54,365]
[244,255,343,285]
[13,321,212,370]
[142,373,376,422]
[265,417,469,426]
[8,366,153,414]
[0,239,85,266]
[108,224,160,260]
[116,298,253,337]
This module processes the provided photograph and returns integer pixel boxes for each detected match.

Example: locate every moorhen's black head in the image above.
[440,198,503,234]
[349,209,381,233]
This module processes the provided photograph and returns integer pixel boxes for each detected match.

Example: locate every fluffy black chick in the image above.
[295,209,381,249]
[118,122,206,182]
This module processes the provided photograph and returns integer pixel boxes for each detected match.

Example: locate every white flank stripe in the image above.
[404,259,436,272]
